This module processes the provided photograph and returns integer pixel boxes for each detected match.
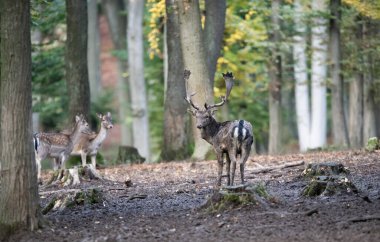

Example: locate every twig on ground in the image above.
[249,160,305,174]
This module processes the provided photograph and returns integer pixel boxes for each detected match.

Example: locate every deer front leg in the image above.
[91,155,96,170]
[81,152,87,167]
[216,152,224,187]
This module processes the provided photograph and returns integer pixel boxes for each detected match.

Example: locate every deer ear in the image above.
[204,103,209,110]
[97,113,103,119]
[75,115,81,122]
[106,112,111,117]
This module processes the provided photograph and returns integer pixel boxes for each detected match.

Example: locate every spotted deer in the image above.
[70,112,113,169]
[33,115,91,182]
[184,70,254,186]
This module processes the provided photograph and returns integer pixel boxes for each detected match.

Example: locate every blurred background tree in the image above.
[31,0,380,164]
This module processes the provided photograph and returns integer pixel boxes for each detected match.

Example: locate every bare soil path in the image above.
[9,150,380,242]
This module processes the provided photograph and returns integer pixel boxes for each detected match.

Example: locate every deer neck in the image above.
[91,125,108,146]
[70,126,85,146]
[200,118,220,144]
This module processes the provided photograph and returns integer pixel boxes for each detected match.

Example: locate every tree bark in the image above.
[349,20,364,148]
[103,0,133,146]
[362,21,376,143]
[88,0,102,102]
[178,0,213,160]
[293,0,310,152]
[161,0,191,161]
[329,0,349,148]
[203,0,226,86]
[127,0,150,160]
[0,0,39,238]
[309,0,328,149]
[65,0,90,122]
[268,0,282,154]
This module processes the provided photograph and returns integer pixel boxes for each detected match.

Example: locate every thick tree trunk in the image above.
[103,0,133,146]
[363,22,376,143]
[65,0,90,122]
[127,0,150,160]
[203,0,226,86]
[293,0,310,152]
[161,0,191,161]
[88,0,102,102]
[0,0,39,238]
[349,21,364,148]
[329,0,349,148]
[268,0,282,154]
[309,0,328,149]
[178,0,213,160]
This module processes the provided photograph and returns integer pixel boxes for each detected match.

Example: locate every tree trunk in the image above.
[103,0,133,146]
[362,21,376,143]
[203,0,226,86]
[349,20,364,148]
[88,0,102,102]
[329,0,349,148]
[309,0,328,149]
[65,0,90,122]
[268,0,282,154]
[161,0,191,161]
[293,0,310,152]
[127,0,150,160]
[178,0,213,160]
[0,0,39,238]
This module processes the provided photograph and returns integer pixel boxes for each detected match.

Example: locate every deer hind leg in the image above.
[53,158,59,170]
[35,156,42,184]
[228,150,238,186]
[240,139,253,184]
[216,152,224,186]
[225,153,231,186]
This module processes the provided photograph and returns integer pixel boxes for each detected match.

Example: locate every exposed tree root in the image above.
[249,160,305,174]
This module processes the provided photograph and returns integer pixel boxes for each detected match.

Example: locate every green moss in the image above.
[302,180,327,196]
[86,189,102,204]
[366,137,379,152]
[42,197,58,215]
[254,184,268,198]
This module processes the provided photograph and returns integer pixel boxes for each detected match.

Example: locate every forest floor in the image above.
[9,150,380,242]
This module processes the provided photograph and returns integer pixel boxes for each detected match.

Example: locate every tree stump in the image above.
[365,137,379,152]
[45,164,102,187]
[41,188,102,214]
[302,162,358,196]
[201,184,273,212]
[116,146,145,164]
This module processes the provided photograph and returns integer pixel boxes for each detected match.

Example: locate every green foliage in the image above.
[32,45,68,130]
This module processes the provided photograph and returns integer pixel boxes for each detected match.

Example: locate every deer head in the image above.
[74,114,91,135]
[184,70,234,129]
[97,112,113,130]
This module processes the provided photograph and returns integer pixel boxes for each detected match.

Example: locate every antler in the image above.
[205,96,227,109]
[205,72,234,110]
[222,72,234,100]
[184,69,200,110]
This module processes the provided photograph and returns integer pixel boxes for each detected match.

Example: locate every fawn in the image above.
[70,112,113,169]
[184,70,254,186]
[34,115,91,183]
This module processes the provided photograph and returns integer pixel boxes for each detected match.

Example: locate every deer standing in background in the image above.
[34,115,91,183]
[185,70,254,186]
[70,112,113,169]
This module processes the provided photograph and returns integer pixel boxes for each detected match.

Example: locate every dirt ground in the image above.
[8,150,380,242]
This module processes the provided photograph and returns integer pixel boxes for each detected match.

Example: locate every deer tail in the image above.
[232,120,249,144]
[33,133,40,153]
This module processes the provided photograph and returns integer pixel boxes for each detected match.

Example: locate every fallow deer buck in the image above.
[34,115,91,183]
[70,112,113,169]
[184,70,254,186]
